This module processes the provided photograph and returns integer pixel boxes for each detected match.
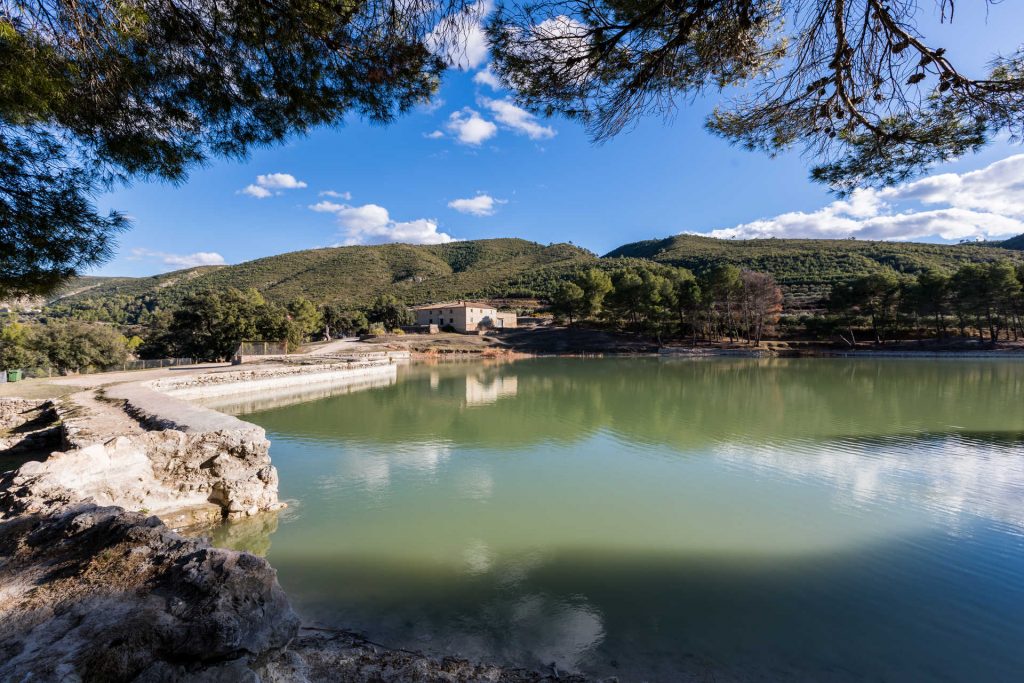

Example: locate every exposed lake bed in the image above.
[209,357,1024,682]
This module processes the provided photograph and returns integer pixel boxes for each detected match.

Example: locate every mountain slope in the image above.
[51,239,597,316]
[47,235,1024,321]
[999,233,1024,250]
[605,234,1023,306]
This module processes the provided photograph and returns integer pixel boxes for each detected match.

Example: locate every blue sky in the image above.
[97,2,1024,276]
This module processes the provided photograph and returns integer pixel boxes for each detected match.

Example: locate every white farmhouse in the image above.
[411,301,517,332]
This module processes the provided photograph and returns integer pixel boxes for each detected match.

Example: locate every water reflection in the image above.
[715,433,1024,534]
[333,442,453,494]
[464,373,519,406]
[471,593,605,672]
[206,507,282,556]
[214,358,1024,681]
[248,358,1024,448]
[195,368,397,414]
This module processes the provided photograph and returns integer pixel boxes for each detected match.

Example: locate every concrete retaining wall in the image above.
[150,362,398,401]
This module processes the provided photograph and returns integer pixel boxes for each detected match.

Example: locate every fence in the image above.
[235,341,288,357]
[11,358,197,380]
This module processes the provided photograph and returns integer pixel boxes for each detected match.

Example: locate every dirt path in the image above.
[64,389,145,443]
[0,363,232,400]
[299,338,379,355]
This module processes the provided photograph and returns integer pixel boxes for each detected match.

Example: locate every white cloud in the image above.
[238,172,307,198]
[427,1,491,69]
[309,200,346,213]
[700,154,1024,243]
[319,190,351,200]
[481,98,556,140]
[461,24,489,69]
[420,97,446,113]
[163,251,227,268]
[448,194,506,216]
[255,173,307,190]
[473,65,502,90]
[888,155,1024,217]
[447,108,498,145]
[309,201,455,245]
[130,248,226,269]
[240,184,272,199]
[425,130,445,140]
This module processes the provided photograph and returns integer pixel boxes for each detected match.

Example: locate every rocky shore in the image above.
[1,385,278,525]
[0,361,591,682]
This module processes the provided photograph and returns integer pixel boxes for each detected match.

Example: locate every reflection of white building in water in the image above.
[465,374,519,406]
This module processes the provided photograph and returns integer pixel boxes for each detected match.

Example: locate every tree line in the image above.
[0,316,139,375]
[551,264,784,345]
[5,258,1023,372]
[551,259,1024,347]
[822,261,1024,346]
[139,289,413,361]
[0,289,417,370]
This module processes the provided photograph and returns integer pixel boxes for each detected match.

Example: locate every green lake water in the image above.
[211,358,1024,682]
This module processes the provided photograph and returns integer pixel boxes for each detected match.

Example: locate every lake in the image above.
[210,357,1024,682]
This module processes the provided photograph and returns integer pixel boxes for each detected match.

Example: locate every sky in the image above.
[96,1,1024,277]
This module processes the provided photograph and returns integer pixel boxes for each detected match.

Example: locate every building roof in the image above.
[410,300,495,310]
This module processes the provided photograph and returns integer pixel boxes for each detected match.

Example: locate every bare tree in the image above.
[739,270,783,345]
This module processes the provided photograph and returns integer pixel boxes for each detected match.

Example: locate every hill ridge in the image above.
[46,234,1023,320]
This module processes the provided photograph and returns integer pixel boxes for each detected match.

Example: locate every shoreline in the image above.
[347,327,1024,360]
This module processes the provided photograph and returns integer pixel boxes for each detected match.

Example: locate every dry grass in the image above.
[0,381,77,400]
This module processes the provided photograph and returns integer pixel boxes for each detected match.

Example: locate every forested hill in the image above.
[45,234,1024,320]
[1000,234,1024,251]
[48,239,598,316]
[605,234,1024,307]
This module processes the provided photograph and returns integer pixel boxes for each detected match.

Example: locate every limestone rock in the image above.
[0,503,300,682]
[140,428,279,518]
[1,395,280,524]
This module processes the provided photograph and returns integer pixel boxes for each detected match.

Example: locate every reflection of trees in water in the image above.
[206,508,281,556]
[250,359,1024,450]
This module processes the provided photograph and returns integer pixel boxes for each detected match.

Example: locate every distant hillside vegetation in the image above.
[49,239,598,320]
[605,234,1024,308]
[999,234,1024,250]
[45,234,1024,322]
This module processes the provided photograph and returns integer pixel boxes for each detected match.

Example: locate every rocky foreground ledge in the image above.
[0,363,590,682]
[1,386,279,525]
